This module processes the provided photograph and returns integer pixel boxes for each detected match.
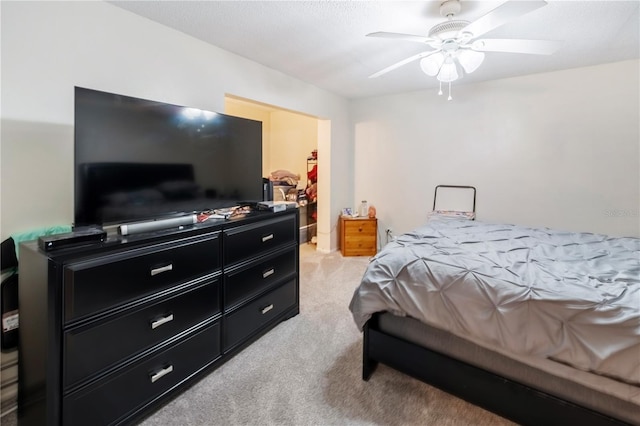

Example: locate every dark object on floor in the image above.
[1,237,19,351]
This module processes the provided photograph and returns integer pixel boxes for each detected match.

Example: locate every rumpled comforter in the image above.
[349,219,640,384]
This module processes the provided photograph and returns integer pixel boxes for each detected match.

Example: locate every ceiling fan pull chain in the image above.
[438,81,443,96]
[448,82,453,101]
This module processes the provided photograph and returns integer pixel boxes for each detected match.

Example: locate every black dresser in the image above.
[18,209,299,425]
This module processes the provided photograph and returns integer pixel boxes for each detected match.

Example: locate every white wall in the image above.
[0,1,352,252]
[2,2,636,253]
[352,60,640,238]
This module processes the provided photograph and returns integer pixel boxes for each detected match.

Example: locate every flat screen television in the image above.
[74,87,263,227]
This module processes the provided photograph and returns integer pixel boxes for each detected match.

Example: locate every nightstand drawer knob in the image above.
[261,304,274,314]
[150,365,174,383]
[262,234,274,242]
[150,313,174,329]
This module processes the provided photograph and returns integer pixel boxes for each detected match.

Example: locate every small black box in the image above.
[38,229,107,251]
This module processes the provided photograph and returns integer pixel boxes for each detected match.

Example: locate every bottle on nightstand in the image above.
[358,200,368,217]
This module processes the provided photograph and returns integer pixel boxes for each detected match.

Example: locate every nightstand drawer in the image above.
[224,247,297,311]
[224,279,297,351]
[63,232,221,323]
[63,321,220,426]
[224,215,297,266]
[344,237,376,251]
[343,220,377,236]
[63,278,221,390]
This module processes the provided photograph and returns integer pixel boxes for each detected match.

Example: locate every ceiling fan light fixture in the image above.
[366,0,560,101]
[457,49,485,74]
[420,52,444,77]
[437,59,459,83]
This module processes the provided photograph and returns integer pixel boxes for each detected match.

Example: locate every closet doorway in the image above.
[224,95,319,246]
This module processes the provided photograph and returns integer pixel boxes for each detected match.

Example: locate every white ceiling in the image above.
[110,1,639,100]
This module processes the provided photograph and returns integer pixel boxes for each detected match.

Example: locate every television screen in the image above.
[74,87,263,227]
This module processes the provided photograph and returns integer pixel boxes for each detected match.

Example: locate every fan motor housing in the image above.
[428,20,470,40]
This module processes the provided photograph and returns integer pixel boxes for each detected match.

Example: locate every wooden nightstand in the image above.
[339,216,377,256]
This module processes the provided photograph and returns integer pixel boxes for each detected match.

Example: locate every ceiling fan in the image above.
[368,0,562,99]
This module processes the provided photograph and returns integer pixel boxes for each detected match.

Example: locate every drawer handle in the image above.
[150,264,173,276]
[358,227,363,232]
[262,234,274,243]
[150,313,174,329]
[261,304,274,314]
[263,268,275,279]
[150,365,174,383]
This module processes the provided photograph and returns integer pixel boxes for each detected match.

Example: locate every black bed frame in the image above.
[362,314,629,426]
[432,184,476,213]
[360,185,629,425]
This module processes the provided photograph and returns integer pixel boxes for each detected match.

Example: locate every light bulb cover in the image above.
[457,49,485,74]
[420,52,444,77]
[437,60,459,82]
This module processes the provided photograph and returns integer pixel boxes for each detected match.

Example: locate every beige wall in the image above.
[224,98,273,178]
[225,98,318,191]
[269,111,318,190]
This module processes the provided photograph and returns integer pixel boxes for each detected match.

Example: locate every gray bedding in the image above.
[349,219,640,385]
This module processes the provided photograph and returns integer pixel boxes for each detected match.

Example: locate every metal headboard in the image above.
[433,185,477,213]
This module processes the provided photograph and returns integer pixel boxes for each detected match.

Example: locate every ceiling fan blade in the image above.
[366,31,435,44]
[462,0,548,39]
[472,39,562,55]
[369,51,437,78]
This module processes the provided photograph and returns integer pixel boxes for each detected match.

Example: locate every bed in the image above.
[348,187,640,425]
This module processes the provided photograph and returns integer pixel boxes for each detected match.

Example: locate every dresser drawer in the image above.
[343,219,377,236]
[224,247,297,311]
[63,232,221,323]
[224,279,297,351]
[63,278,221,390]
[63,321,220,426]
[223,214,296,266]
